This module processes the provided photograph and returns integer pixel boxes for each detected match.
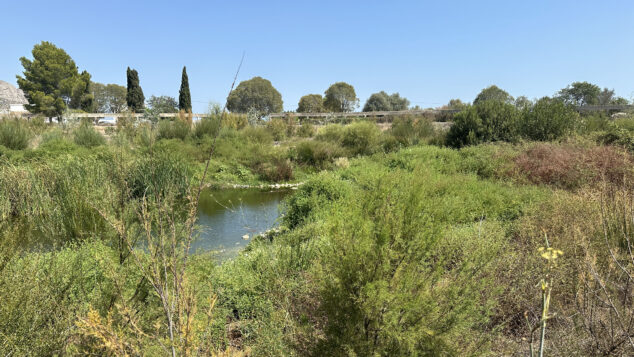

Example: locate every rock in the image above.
[611,112,629,119]
[242,234,249,240]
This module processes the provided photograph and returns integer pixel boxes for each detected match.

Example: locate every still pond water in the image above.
[192,188,291,258]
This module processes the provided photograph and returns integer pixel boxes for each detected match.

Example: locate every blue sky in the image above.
[1,0,633,113]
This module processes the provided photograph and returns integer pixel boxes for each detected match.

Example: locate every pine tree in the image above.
[178,66,192,112]
[126,67,145,113]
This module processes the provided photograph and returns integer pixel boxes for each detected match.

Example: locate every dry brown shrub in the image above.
[512,143,633,189]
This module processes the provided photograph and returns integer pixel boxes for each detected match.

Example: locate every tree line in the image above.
[15,42,193,120]
[14,41,632,120]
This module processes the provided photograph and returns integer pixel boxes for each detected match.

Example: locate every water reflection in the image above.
[193,188,290,258]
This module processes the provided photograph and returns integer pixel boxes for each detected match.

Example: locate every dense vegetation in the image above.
[5,40,634,355]
[1,102,634,355]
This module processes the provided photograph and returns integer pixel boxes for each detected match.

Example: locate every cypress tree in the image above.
[126,67,145,113]
[178,66,192,112]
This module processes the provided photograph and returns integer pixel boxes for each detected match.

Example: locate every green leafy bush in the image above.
[519,97,578,141]
[341,121,382,155]
[447,102,520,148]
[315,124,346,143]
[294,140,345,168]
[284,173,351,228]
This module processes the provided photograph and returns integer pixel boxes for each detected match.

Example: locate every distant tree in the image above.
[364,91,410,112]
[388,93,410,111]
[297,94,325,113]
[147,95,178,113]
[126,67,145,112]
[91,82,127,113]
[363,91,392,112]
[70,71,94,111]
[595,88,629,106]
[556,81,601,106]
[226,76,283,116]
[611,97,630,105]
[473,85,513,105]
[447,98,468,110]
[178,66,192,112]
[324,82,358,112]
[17,41,90,120]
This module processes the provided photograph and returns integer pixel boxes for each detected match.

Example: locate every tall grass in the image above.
[0,117,31,150]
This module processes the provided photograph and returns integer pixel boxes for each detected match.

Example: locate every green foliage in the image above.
[556,81,600,106]
[0,118,31,150]
[297,94,325,113]
[0,242,124,355]
[73,123,106,148]
[519,97,578,141]
[341,121,382,155]
[126,67,145,112]
[447,101,520,148]
[265,118,288,141]
[363,91,410,111]
[240,126,274,145]
[363,91,391,111]
[147,95,178,113]
[157,119,190,140]
[226,77,283,116]
[284,173,351,228]
[316,123,346,143]
[178,66,192,111]
[389,116,434,145]
[126,153,191,200]
[294,139,345,169]
[473,85,513,105]
[308,174,505,355]
[91,82,127,113]
[324,82,358,112]
[17,41,90,118]
[193,116,221,139]
[296,122,315,137]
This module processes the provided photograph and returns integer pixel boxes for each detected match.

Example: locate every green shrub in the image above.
[266,118,288,141]
[157,119,190,140]
[296,123,315,138]
[0,118,31,150]
[294,140,345,168]
[446,102,520,148]
[255,156,294,182]
[240,126,273,145]
[390,116,435,145]
[193,116,221,139]
[40,128,67,147]
[316,124,346,143]
[73,124,106,148]
[126,154,191,200]
[284,173,351,228]
[341,121,381,155]
[519,97,578,141]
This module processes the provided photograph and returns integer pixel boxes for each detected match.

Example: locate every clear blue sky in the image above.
[2,0,634,113]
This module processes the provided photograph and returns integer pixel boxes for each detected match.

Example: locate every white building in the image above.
[0,80,28,115]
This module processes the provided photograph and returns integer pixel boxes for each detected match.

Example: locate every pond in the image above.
[192,188,291,258]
